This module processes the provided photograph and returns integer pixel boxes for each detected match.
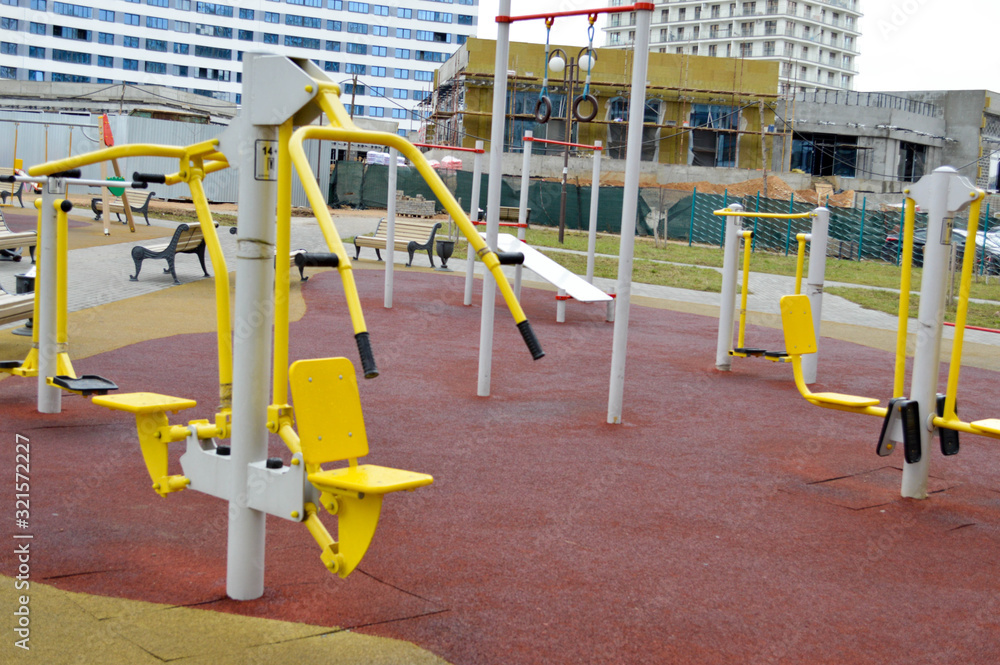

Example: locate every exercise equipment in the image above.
[533,19,555,124]
[779,167,998,500]
[493,1,653,419]
[26,55,542,600]
[714,206,829,382]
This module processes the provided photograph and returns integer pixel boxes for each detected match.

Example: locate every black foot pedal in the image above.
[733,347,767,357]
[900,400,922,464]
[936,393,960,456]
[51,375,119,396]
[0,360,23,370]
[876,397,904,457]
[763,350,789,361]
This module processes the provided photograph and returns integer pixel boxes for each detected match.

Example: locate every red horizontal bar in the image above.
[526,137,603,151]
[944,321,1000,334]
[412,142,485,154]
[497,3,654,24]
[473,220,528,228]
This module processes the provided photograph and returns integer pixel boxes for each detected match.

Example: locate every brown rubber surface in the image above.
[2,267,999,664]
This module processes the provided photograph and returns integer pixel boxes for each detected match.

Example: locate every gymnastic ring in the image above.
[572,94,598,122]
[534,96,552,124]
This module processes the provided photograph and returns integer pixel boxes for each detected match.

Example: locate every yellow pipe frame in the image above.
[713,209,815,220]
[273,120,294,409]
[736,230,752,350]
[893,197,917,399]
[793,233,808,296]
[53,199,75,378]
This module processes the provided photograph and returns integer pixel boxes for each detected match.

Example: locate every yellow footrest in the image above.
[308,464,433,495]
[808,392,880,408]
[92,392,197,414]
[970,418,1000,436]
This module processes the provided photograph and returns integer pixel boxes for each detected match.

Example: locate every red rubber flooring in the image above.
[2,268,999,664]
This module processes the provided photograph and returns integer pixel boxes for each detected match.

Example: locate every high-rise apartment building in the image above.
[0,0,479,132]
[603,0,860,94]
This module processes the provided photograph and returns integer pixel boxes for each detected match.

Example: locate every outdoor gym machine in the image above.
[779,167,1000,500]
[25,55,541,601]
[0,170,157,413]
[714,205,829,384]
[490,1,653,417]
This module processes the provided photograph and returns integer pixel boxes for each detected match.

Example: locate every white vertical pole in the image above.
[556,289,567,323]
[477,0,511,397]
[586,141,602,283]
[37,186,60,413]
[714,205,744,371]
[384,148,398,308]
[464,140,484,305]
[606,7,652,424]
[801,207,829,384]
[227,55,277,601]
[515,132,532,300]
[901,167,974,499]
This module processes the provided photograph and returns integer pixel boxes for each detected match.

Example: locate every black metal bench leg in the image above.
[195,245,210,277]
[166,257,180,285]
[374,249,382,261]
[129,248,145,282]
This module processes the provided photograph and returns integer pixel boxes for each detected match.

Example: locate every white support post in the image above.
[464,140,484,305]
[606,287,615,322]
[477,0,511,397]
[714,204,744,372]
[606,6,652,424]
[384,147,398,309]
[226,54,280,601]
[37,183,60,413]
[556,289,567,323]
[801,207,829,385]
[587,141,602,283]
[514,132,533,300]
[900,167,976,499]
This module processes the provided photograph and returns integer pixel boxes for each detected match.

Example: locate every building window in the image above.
[174,43,189,54]
[123,58,139,71]
[175,21,190,32]
[373,45,387,56]
[263,33,278,44]
[327,0,342,8]
[327,20,342,30]
[195,67,231,80]
[29,0,47,9]
[29,46,45,58]
[346,42,366,54]
[148,0,169,6]
[345,63,365,74]
[99,9,114,21]
[289,0,322,5]
[324,61,339,72]
[195,45,232,59]
[373,5,388,16]
[286,15,322,28]
[239,8,254,20]
[417,10,452,23]
[284,36,320,49]
[0,42,16,55]
[265,12,279,23]
[394,68,409,78]
[29,22,45,34]
[392,108,407,119]
[348,23,367,34]
[395,48,409,58]
[708,44,717,57]
[239,30,253,41]
[53,2,92,18]
[145,61,167,74]
[740,42,753,57]
[98,32,114,44]
[124,13,140,26]
[173,65,188,76]
[413,70,433,82]
[457,14,473,26]
[397,28,410,39]
[124,36,139,48]
[195,24,232,38]
[146,38,167,51]
[52,73,91,82]
[369,106,384,117]
[325,40,341,51]
[371,66,386,76]
[397,7,411,18]
[348,2,368,13]
[689,104,737,167]
[52,26,92,41]
[373,25,388,37]
[1,18,19,30]
[0,66,14,80]
[197,2,233,17]
[97,55,114,68]
[763,41,774,56]
[392,88,407,98]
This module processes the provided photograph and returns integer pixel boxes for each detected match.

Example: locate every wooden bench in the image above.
[129,223,209,284]
[92,191,156,226]
[0,167,25,208]
[0,209,35,262]
[0,289,34,328]
[354,218,442,267]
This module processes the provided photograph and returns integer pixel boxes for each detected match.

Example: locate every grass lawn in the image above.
[826,286,1000,330]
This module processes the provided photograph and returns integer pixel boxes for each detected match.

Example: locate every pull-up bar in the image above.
[411,142,485,154]
[497,3,655,23]
[525,136,603,151]
[713,209,815,220]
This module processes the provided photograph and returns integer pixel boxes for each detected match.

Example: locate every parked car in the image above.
[881,228,1000,274]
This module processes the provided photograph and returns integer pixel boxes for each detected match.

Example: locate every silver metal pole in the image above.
[477,0,511,397]
[714,204,744,372]
[606,6,652,424]
[385,147,398,308]
[464,140,484,305]
[901,167,975,499]
[37,186,60,413]
[586,141,602,283]
[227,54,278,600]
[515,131,533,300]
[801,207,829,384]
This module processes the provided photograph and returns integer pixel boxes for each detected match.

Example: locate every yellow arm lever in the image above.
[27,144,187,176]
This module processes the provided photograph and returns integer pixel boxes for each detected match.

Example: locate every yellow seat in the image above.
[779,295,885,416]
[93,392,197,414]
[289,356,432,577]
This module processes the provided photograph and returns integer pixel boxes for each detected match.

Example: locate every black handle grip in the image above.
[0,175,14,183]
[59,200,73,213]
[294,252,340,269]
[133,172,167,184]
[517,320,545,360]
[129,181,149,189]
[496,251,525,266]
[51,169,82,179]
[355,332,379,379]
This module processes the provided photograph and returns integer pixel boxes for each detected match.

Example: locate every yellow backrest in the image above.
[779,294,818,356]
[289,357,369,465]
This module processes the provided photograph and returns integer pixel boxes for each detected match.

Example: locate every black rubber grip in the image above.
[517,320,545,360]
[59,200,73,212]
[0,175,14,183]
[51,169,81,179]
[355,332,379,379]
[130,181,149,189]
[496,252,525,265]
[294,252,340,269]
[133,172,167,184]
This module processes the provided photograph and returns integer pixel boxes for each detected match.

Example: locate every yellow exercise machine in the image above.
[714,205,830,384]
[779,167,997,499]
[26,54,543,600]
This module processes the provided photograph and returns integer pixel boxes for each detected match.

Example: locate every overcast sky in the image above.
[476,0,1000,93]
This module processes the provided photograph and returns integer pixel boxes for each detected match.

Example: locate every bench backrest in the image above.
[174,224,205,252]
[288,356,369,466]
[371,219,440,241]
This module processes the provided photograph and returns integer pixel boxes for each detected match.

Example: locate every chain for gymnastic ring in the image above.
[572,16,599,123]
[534,18,555,124]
